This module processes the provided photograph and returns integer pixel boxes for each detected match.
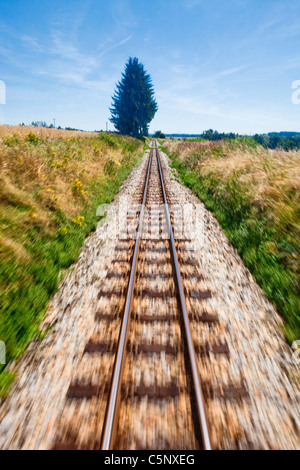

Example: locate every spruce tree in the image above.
[110,58,158,137]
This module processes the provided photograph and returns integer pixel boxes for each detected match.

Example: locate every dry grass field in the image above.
[0,125,145,395]
[163,138,300,343]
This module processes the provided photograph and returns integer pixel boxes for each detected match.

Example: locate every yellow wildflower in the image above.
[72,216,85,227]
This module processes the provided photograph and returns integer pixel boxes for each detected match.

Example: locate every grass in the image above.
[162,138,300,344]
[0,125,146,397]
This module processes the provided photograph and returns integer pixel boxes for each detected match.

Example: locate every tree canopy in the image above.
[109,58,158,137]
[154,130,166,139]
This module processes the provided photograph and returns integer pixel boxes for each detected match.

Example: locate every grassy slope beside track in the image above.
[161,138,300,344]
[0,126,146,396]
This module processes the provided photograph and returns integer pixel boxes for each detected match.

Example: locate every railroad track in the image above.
[1,140,297,451]
[100,140,211,450]
[53,140,213,450]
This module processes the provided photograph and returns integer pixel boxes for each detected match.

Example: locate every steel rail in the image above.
[101,140,212,450]
[155,142,212,451]
[101,145,154,450]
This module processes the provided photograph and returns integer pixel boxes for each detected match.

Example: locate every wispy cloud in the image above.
[167,62,250,92]
[36,28,133,93]
[256,16,300,40]
[98,34,133,58]
[218,65,248,77]
[39,68,113,94]
[111,0,138,30]
[21,35,44,52]
[50,32,97,68]
[49,29,133,69]
[0,45,11,59]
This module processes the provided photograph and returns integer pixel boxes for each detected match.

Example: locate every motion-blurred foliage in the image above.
[0,126,145,396]
[163,138,300,344]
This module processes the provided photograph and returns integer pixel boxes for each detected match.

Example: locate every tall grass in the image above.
[162,139,300,344]
[0,126,145,396]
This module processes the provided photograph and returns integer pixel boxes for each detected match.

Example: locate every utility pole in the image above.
[106,122,108,133]
[53,118,56,129]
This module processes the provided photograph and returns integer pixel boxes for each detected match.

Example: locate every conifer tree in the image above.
[110,58,158,137]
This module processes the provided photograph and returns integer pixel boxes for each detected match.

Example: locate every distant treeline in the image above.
[28,122,109,133]
[29,121,62,129]
[24,124,300,150]
[30,122,85,131]
[164,129,300,151]
[22,122,86,132]
[252,132,300,150]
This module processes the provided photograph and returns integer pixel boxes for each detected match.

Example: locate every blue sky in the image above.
[0,0,299,134]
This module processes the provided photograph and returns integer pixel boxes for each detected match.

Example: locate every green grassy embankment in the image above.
[0,125,146,396]
[162,138,300,344]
